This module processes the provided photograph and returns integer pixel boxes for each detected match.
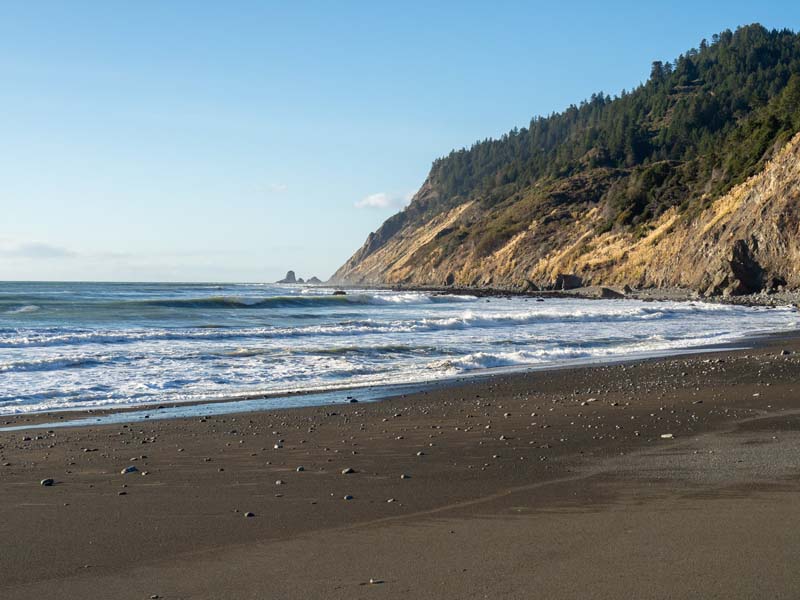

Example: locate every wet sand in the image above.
[2,334,800,599]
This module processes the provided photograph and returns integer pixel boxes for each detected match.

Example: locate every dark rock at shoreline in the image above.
[554,274,583,291]
[307,276,322,285]
[569,286,626,299]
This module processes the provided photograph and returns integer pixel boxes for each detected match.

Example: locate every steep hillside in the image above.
[332,25,800,295]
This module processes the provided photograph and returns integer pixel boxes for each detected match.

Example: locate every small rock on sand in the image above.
[120,465,138,474]
[341,467,355,474]
[40,478,55,486]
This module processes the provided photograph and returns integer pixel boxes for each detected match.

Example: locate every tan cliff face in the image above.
[332,132,800,295]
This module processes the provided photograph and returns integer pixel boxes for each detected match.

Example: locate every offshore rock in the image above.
[277,270,297,284]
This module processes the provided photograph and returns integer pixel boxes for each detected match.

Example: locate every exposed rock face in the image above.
[332,132,800,295]
[704,239,766,296]
[276,271,297,284]
[307,276,322,285]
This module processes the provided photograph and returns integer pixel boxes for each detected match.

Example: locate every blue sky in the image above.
[1,1,798,282]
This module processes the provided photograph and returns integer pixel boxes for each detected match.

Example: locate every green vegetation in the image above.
[427,24,800,230]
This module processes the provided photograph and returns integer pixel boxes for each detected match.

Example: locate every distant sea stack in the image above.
[332,25,800,296]
[276,271,323,285]
[276,270,297,284]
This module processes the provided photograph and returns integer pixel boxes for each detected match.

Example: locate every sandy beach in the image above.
[2,333,800,599]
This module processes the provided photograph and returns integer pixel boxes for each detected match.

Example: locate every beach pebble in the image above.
[40,478,55,487]
[343,494,354,500]
[296,466,305,472]
[244,512,255,518]
[660,433,674,439]
[400,474,410,479]
[275,479,285,485]
[120,465,138,474]
[341,467,355,474]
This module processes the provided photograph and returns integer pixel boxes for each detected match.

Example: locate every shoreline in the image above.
[3,330,800,598]
[4,326,798,430]
[337,282,800,307]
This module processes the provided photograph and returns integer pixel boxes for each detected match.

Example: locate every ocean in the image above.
[0,281,797,415]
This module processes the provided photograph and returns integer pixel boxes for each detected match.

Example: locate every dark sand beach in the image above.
[2,334,800,599]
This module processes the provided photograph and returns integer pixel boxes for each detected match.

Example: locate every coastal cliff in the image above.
[332,25,800,296]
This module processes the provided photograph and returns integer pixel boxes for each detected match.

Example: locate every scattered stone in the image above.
[660,433,674,439]
[341,467,355,475]
[244,512,255,518]
[296,466,305,472]
[121,465,138,475]
[40,478,55,487]
[343,494,354,500]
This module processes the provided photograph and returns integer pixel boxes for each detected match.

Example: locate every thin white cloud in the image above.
[267,183,288,193]
[0,240,75,259]
[354,191,413,210]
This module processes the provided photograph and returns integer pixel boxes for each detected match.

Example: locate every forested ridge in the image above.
[430,24,800,226]
[334,24,800,293]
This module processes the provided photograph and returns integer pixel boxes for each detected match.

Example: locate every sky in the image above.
[1,1,799,282]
